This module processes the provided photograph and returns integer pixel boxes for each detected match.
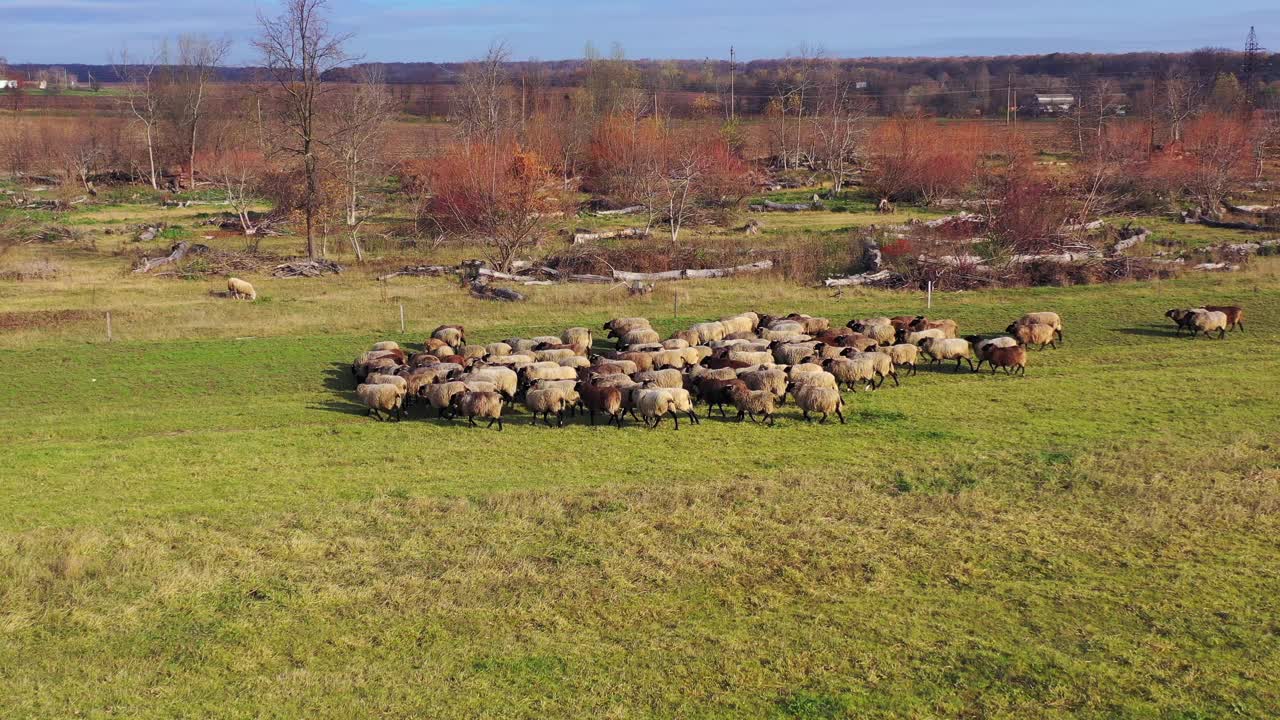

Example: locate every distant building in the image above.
[0,73,21,90]
[855,81,868,90]
[1034,94,1075,113]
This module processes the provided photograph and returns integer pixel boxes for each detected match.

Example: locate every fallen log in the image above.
[1111,231,1149,254]
[376,265,450,281]
[593,205,645,217]
[749,200,821,212]
[133,241,209,273]
[611,260,773,282]
[469,282,525,302]
[1197,217,1279,232]
[824,270,900,287]
[1223,202,1274,216]
[571,227,651,244]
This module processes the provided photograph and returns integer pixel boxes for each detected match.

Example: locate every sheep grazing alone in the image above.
[356,383,405,422]
[1186,308,1229,340]
[788,383,846,424]
[227,277,256,301]
[730,385,777,426]
[1007,322,1058,350]
[984,345,1027,375]
[919,337,975,372]
[449,391,505,430]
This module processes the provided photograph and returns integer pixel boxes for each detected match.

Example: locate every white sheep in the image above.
[790,384,845,424]
[905,328,946,346]
[561,327,593,353]
[1187,309,1229,339]
[730,385,777,426]
[877,343,920,376]
[356,383,405,421]
[227,277,256,301]
[525,387,573,427]
[919,337,975,371]
[618,327,661,349]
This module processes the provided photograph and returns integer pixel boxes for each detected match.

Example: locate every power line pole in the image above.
[1006,73,1012,126]
[1243,26,1262,108]
[730,46,736,121]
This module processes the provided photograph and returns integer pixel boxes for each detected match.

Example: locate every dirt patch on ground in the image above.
[0,309,98,331]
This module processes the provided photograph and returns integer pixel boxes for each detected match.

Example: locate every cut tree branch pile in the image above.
[271,259,343,278]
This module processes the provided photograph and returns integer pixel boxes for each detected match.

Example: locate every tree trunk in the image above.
[304,150,317,258]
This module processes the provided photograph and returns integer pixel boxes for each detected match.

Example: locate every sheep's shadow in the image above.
[323,362,354,392]
[309,399,368,418]
[911,361,980,375]
[1112,325,1180,338]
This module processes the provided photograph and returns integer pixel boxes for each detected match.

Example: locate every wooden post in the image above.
[926,281,933,310]
[105,311,112,342]
[399,304,405,333]
[673,293,679,321]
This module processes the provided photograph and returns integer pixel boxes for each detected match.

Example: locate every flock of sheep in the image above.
[348,309,1067,429]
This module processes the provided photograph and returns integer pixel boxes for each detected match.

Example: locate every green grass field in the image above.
[3,224,1280,718]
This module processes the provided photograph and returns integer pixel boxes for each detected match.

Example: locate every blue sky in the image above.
[0,0,1275,64]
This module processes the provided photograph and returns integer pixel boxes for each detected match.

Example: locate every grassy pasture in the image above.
[2,229,1280,718]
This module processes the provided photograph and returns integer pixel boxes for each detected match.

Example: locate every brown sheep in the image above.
[985,346,1027,376]
[1202,305,1244,332]
[908,316,958,338]
[577,378,625,428]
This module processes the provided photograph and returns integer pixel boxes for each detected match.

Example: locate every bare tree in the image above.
[254,0,352,259]
[326,65,395,262]
[661,150,700,245]
[454,43,514,146]
[112,47,162,189]
[168,34,231,190]
[1160,68,1201,143]
[813,74,869,192]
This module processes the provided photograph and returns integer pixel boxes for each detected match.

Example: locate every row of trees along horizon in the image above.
[1,0,1277,271]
